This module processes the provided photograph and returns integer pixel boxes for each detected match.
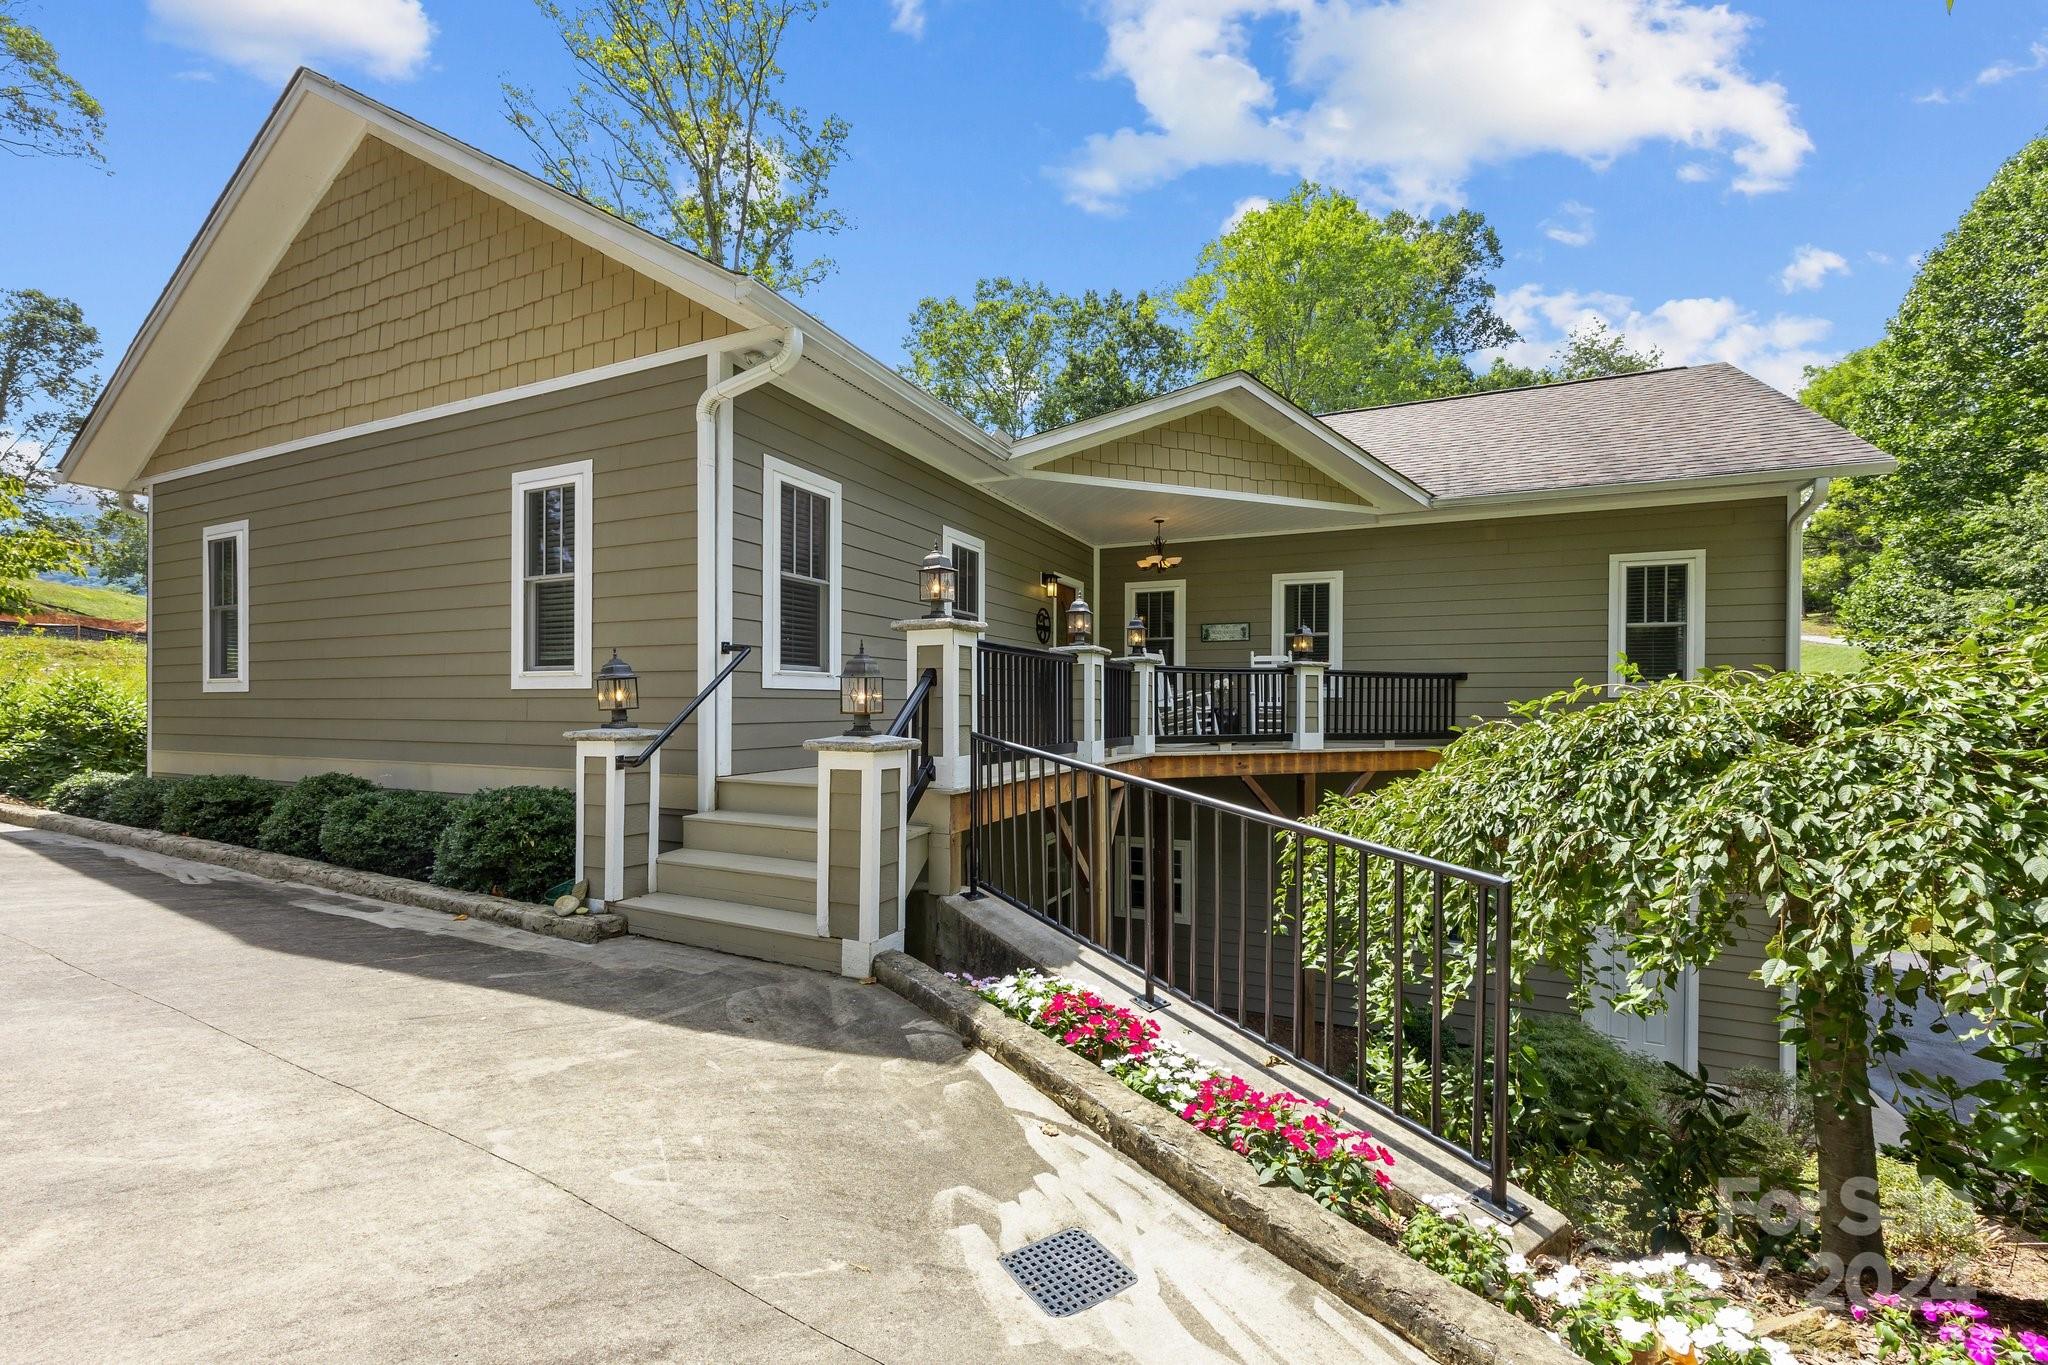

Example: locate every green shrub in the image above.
[45,769,130,820]
[159,774,283,847]
[1509,1014,1664,1167]
[319,790,457,881]
[0,670,145,800]
[100,773,180,830]
[258,772,377,858]
[1878,1154,1985,1276]
[431,785,574,903]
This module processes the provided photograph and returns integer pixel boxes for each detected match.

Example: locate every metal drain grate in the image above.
[999,1229,1137,1318]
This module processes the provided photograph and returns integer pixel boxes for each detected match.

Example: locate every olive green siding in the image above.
[726,386,1092,774]
[150,361,703,802]
[1099,498,1789,713]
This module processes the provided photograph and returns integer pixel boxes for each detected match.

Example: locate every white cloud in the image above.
[171,68,216,82]
[890,0,926,38]
[1221,194,1271,231]
[1675,161,1714,183]
[1542,200,1596,247]
[1916,33,2046,104]
[147,0,435,83]
[1864,249,1893,266]
[1486,283,1837,394]
[1058,0,1812,213]
[1778,244,1849,293]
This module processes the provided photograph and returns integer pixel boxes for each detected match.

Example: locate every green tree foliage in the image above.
[1175,183,1514,413]
[505,0,849,294]
[1291,621,2048,1265]
[0,1,103,165]
[1469,320,1664,392]
[900,279,1193,437]
[0,287,102,517]
[0,475,82,616]
[88,504,145,590]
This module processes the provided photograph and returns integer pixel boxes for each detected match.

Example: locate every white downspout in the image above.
[1784,477,1830,672]
[692,327,805,816]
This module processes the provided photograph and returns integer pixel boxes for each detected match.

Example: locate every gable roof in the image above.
[1316,363,1892,503]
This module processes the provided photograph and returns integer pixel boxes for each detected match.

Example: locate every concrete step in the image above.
[616,892,841,974]
[682,808,816,860]
[715,769,816,818]
[656,846,816,914]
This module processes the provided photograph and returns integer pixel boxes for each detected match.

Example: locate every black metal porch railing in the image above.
[966,731,1518,1215]
[887,666,938,814]
[1105,659,1135,748]
[617,643,753,770]
[1155,666,1293,743]
[1326,670,1470,742]
[975,640,1075,754]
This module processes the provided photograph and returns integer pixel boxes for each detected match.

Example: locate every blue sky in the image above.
[9,1,2048,402]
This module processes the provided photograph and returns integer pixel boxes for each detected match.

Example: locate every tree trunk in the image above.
[1807,985,1888,1279]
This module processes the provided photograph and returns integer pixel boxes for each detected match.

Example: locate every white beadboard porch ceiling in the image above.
[986,471,1379,547]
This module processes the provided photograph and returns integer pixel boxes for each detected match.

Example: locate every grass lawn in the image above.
[0,633,145,695]
[11,580,147,622]
[1801,615,1866,674]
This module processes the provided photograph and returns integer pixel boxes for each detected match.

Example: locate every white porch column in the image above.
[1292,662,1327,752]
[568,727,663,909]
[1128,654,1159,757]
[891,614,985,791]
[1057,644,1111,763]
[806,734,918,977]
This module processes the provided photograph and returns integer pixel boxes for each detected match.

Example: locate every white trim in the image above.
[200,519,249,692]
[1115,835,1195,925]
[1270,570,1344,665]
[1608,549,1706,688]
[761,453,843,690]
[144,497,155,774]
[1786,478,1830,672]
[1124,579,1187,666]
[1011,468,1376,517]
[695,349,726,815]
[138,337,762,489]
[940,525,987,621]
[510,460,594,690]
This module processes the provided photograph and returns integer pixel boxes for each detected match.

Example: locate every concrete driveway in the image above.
[0,825,1425,1365]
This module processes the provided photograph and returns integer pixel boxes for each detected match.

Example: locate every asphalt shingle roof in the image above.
[1316,363,1890,501]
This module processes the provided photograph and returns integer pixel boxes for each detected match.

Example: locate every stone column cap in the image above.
[565,726,666,742]
[891,615,988,633]
[1291,659,1330,671]
[804,734,922,754]
[1054,644,1113,658]
[1124,652,1164,666]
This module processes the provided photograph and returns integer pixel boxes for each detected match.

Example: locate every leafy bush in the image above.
[45,769,129,820]
[258,772,377,858]
[0,669,145,800]
[430,785,574,903]
[159,774,282,847]
[1400,1203,1535,1319]
[100,773,180,829]
[1509,1014,1665,1168]
[319,790,457,882]
[1878,1155,1985,1277]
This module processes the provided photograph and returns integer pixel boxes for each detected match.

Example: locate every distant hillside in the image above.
[12,580,147,624]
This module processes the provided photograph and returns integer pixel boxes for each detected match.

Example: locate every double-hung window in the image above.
[202,520,249,692]
[1608,550,1705,686]
[763,455,841,689]
[1272,571,1343,664]
[942,526,985,621]
[511,461,593,689]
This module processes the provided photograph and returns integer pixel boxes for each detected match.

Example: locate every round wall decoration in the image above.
[1035,607,1053,644]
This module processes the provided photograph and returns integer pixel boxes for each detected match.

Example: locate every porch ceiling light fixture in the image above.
[918,542,957,618]
[1065,593,1093,645]
[1136,518,1182,574]
[596,649,640,728]
[840,640,884,737]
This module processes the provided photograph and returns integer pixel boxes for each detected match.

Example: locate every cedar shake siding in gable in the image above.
[1039,409,1371,506]
[1099,498,1788,716]
[145,135,737,479]
[150,362,702,803]
[726,385,1092,775]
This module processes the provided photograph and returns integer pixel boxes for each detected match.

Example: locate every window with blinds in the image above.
[778,481,831,671]
[950,540,983,620]
[1132,588,1178,665]
[1282,580,1332,662]
[207,535,239,680]
[524,482,577,671]
[1621,560,1691,680]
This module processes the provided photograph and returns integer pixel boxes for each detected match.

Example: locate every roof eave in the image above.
[1417,459,1897,512]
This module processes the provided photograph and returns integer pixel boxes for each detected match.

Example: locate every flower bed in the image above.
[1862,1294,2048,1364]
[962,968,1810,1365]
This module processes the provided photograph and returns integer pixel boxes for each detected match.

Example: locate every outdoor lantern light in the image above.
[840,641,885,736]
[1065,593,1093,644]
[1135,518,1183,574]
[918,543,957,618]
[596,649,640,728]
[1289,622,1316,659]
[1041,572,1062,598]
[1125,615,1148,656]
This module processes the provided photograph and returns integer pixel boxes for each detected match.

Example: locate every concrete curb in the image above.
[0,801,627,944]
[874,949,1579,1365]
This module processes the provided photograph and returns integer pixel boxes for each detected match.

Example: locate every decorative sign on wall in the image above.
[1035,607,1054,645]
[1199,622,1252,643]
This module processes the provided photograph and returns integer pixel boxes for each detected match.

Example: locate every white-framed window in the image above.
[1125,579,1186,666]
[1113,836,1193,925]
[942,525,986,621]
[763,454,842,690]
[511,460,593,689]
[201,519,249,693]
[1608,550,1705,687]
[1271,570,1343,664]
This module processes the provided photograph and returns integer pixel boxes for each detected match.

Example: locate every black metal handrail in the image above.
[888,666,938,814]
[976,640,1074,753]
[1326,670,1469,742]
[617,643,753,769]
[1155,666,1292,743]
[965,731,1518,1216]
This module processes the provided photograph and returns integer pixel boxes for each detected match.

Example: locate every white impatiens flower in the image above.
[1613,1317,1653,1347]
[1715,1305,1756,1335]
[1504,1252,1530,1276]
[1691,1323,1724,1350]
[1655,1317,1694,1355]
[1425,1193,1465,1217]
[1636,1286,1666,1307]
[1688,1261,1726,1291]
[1555,1287,1585,1308]
[1763,1339,1800,1365]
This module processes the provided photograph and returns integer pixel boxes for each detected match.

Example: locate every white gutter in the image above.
[1785,477,1831,671]
[692,327,804,818]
